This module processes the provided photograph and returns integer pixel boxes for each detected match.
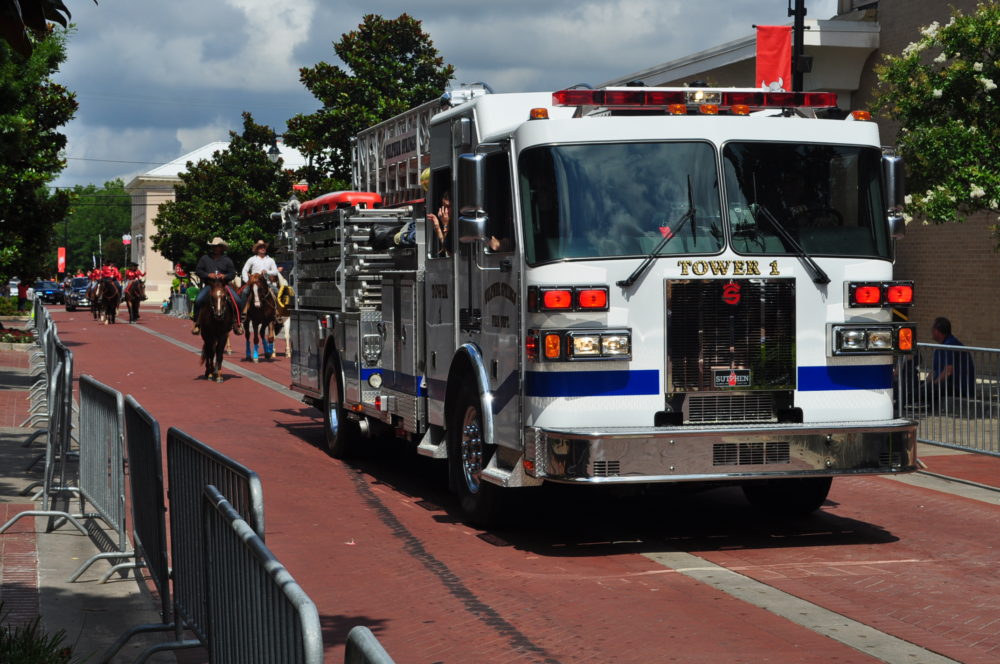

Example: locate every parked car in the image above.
[65,277,91,312]
[33,280,64,304]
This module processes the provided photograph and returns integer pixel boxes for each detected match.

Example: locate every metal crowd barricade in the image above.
[1,338,88,537]
[101,398,202,663]
[896,344,1000,456]
[163,427,265,647]
[202,485,322,664]
[345,626,396,664]
[67,375,135,581]
[171,293,190,318]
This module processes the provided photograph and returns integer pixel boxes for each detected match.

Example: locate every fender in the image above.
[447,343,495,448]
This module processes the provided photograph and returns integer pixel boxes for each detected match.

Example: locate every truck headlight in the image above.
[601,334,630,356]
[563,330,632,360]
[831,325,909,355]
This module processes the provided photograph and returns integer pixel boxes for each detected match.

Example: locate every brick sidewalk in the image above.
[0,502,38,626]
[0,344,40,627]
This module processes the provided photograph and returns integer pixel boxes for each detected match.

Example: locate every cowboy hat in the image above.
[253,240,269,251]
[208,237,228,248]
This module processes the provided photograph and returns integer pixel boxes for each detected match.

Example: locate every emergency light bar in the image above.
[552,88,838,111]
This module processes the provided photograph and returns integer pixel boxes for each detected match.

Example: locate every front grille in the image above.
[593,460,621,477]
[688,393,776,423]
[667,279,795,392]
[713,442,790,466]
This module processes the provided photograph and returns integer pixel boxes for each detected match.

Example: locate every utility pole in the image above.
[789,0,812,91]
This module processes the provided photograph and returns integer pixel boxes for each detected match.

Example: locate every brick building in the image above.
[606,0,998,347]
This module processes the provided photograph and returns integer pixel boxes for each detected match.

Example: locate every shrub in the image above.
[0,602,75,664]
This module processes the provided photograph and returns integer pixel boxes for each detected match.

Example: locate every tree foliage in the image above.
[873,3,1000,245]
[150,112,295,269]
[59,179,130,272]
[0,27,75,284]
[285,13,454,190]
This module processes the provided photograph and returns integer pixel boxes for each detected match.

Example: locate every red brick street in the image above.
[2,305,999,663]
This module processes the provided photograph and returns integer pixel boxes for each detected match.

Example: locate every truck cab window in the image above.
[723,143,890,259]
[519,141,722,265]
[428,169,452,258]
[484,152,514,253]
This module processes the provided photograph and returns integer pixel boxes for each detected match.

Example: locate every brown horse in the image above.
[123,279,145,323]
[87,282,101,320]
[97,278,121,324]
[198,280,235,382]
[242,273,276,362]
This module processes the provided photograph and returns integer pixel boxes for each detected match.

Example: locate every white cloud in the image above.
[52,0,839,188]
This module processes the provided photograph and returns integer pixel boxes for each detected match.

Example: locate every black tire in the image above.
[449,385,502,526]
[742,477,832,516]
[322,360,359,458]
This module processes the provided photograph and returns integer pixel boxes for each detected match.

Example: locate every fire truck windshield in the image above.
[723,142,891,259]
[519,141,724,265]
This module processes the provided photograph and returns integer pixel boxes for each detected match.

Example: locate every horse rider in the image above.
[191,237,243,336]
[101,261,123,295]
[240,240,279,307]
[87,265,102,298]
[123,262,146,299]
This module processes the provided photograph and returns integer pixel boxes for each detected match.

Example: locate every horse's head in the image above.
[209,281,227,319]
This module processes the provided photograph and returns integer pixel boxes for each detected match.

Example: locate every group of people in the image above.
[189,237,282,336]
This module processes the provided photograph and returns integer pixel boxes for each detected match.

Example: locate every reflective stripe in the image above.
[526,369,659,397]
[797,364,892,391]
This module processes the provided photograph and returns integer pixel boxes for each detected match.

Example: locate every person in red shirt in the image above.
[123,263,146,300]
[88,267,103,300]
[100,263,122,299]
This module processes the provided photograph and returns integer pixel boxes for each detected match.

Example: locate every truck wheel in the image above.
[449,386,502,526]
[323,362,359,458]
[742,477,832,516]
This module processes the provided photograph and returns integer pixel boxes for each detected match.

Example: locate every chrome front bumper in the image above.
[520,419,917,484]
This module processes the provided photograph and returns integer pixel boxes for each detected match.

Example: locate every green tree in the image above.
[151,112,295,269]
[57,179,130,271]
[284,13,454,190]
[0,27,76,284]
[873,3,1000,245]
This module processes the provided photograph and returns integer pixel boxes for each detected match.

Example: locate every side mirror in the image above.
[882,152,906,239]
[882,153,905,209]
[457,153,488,244]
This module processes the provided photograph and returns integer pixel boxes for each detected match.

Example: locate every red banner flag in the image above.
[755,25,792,91]
[57,247,66,274]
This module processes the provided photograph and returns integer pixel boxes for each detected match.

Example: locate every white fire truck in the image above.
[283,84,917,524]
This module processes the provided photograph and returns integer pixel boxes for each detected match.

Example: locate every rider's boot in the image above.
[191,323,200,335]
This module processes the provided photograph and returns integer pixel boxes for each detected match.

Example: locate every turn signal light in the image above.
[544,333,562,359]
[897,326,915,352]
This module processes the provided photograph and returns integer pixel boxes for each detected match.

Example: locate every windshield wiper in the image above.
[617,176,695,289]
[750,203,830,285]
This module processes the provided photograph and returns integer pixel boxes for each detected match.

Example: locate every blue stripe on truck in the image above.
[797,364,893,391]
[525,369,660,397]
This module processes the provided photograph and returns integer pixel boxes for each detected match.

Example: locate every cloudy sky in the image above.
[52,0,838,189]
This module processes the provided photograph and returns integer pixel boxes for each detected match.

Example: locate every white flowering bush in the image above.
[873,3,1000,244]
